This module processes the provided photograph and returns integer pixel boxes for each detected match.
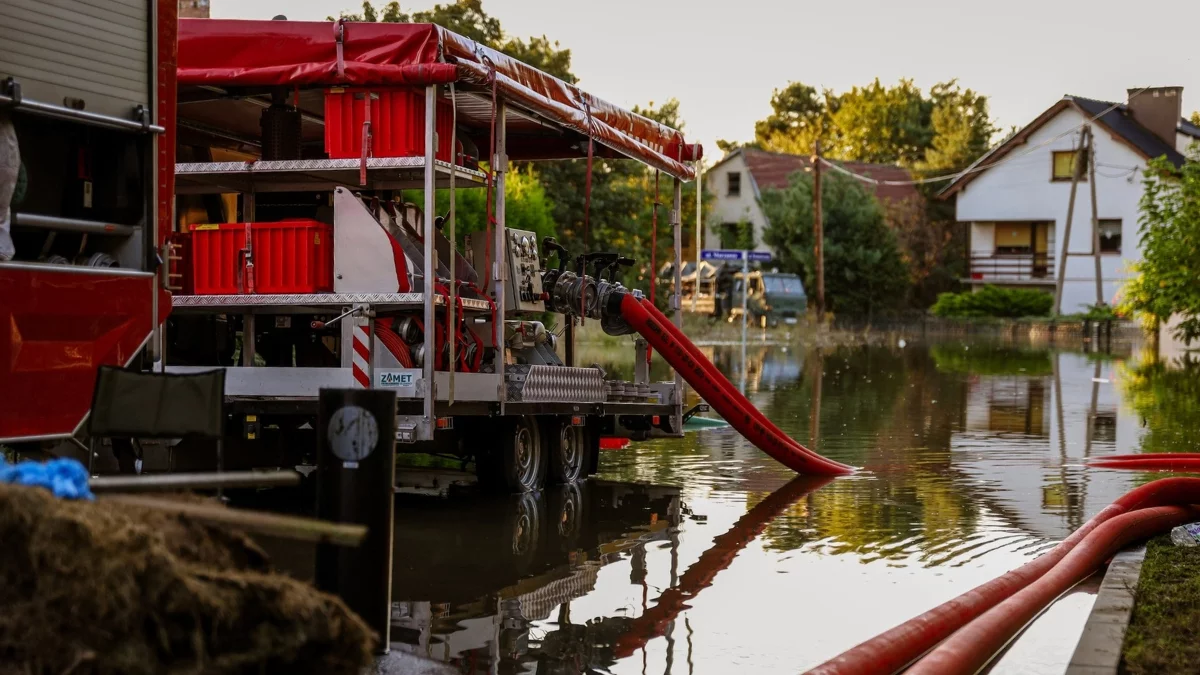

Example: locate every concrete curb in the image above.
[1065,545,1146,675]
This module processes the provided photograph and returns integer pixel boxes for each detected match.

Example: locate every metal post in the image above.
[448,83,457,405]
[242,314,256,366]
[692,160,701,313]
[812,141,825,319]
[1053,127,1087,315]
[422,85,436,429]
[1087,128,1104,306]
[315,388,397,653]
[672,179,684,421]
[741,249,748,346]
[493,100,508,408]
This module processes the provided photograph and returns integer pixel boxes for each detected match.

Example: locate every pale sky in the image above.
[213,0,1200,157]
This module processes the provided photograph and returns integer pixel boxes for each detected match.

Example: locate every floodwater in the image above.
[386,336,1200,674]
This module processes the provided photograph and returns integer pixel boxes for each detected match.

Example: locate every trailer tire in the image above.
[500,415,546,492]
[547,417,586,484]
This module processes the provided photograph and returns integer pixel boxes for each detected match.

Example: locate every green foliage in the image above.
[753,78,996,174]
[1120,354,1200,456]
[760,171,908,316]
[1122,535,1200,675]
[929,285,1053,318]
[718,220,755,250]
[1081,302,1122,322]
[1119,154,1200,343]
[431,165,556,248]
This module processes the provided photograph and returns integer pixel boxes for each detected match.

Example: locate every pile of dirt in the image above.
[0,484,374,674]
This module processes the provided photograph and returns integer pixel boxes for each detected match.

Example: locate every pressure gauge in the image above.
[326,404,379,464]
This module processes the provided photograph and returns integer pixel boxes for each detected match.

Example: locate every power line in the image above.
[817,87,1150,187]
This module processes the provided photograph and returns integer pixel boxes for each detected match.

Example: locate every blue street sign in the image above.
[747,251,773,263]
[700,249,744,261]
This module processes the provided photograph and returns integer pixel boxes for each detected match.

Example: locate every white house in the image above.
[942,86,1200,313]
[705,148,918,255]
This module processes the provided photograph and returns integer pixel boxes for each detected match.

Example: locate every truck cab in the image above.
[730,271,807,327]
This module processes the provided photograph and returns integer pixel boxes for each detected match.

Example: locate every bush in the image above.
[930,285,1053,318]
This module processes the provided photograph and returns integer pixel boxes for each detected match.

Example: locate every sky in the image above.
[213,0,1200,157]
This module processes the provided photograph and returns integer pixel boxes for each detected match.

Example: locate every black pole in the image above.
[315,388,397,653]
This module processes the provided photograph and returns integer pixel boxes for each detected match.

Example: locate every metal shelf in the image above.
[172,292,493,314]
[12,212,138,236]
[174,157,488,195]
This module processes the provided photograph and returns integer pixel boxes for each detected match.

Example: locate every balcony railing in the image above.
[968,252,1054,282]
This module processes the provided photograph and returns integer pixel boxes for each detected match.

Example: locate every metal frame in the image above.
[174,157,486,194]
[158,68,693,448]
[172,293,492,312]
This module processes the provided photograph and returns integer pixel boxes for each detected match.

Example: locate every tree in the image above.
[1191,111,1200,126]
[884,196,963,306]
[754,82,831,156]
[760,171,908,316]
[432,165,556,250]
[751,78,995,172]
[916,81,997,178]
[1119,154,1200,343]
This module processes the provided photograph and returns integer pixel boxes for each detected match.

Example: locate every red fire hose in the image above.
[807,477,1200,674]
[908,505,1200,675]
[631,295,853,475]
[1087,453,1200,472]
[618,293,851,476]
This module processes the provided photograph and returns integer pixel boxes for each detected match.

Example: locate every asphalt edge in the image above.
[1065,544,1147,675]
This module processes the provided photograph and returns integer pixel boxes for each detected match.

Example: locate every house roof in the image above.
[1071,96,1187,165]
[711,148,920,204]
[940,95,1193,199]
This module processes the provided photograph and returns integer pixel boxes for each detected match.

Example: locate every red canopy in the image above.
[177,19,700,180]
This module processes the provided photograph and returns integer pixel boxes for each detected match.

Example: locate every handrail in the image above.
[12,212,138,236]
[969,252,1054,281]
[0,91,164,135]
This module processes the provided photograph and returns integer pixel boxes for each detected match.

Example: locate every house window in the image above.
[1098,219,1122,254]
[727,171,741,197]
[1052,150,1088,181]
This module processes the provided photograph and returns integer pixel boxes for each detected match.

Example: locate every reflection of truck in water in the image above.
[728,271,807,327]
[387,480,681,674]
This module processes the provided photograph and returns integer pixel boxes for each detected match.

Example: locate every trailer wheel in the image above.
[501,415,546,492]
[548,418,586,484]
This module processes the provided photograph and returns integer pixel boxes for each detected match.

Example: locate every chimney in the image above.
[1126,86,1183,145]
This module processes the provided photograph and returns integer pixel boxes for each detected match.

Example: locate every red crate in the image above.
[324,88,454,161]
[188,220,333,295]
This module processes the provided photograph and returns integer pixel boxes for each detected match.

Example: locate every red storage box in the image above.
[325,88,454,161]
[188,220,333,295]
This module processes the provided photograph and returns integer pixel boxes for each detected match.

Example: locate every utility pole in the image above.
[812,140,825,319]
[1052,127,1089,315]
[1087,128,1104,306]
[693,160,701,313]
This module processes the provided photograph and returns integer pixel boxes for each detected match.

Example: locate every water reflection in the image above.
[371,340,1200,674]
[389,481,683,673]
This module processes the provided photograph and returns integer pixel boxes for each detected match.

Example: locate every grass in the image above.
[1120,535,1200,674]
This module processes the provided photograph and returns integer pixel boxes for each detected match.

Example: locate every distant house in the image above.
[705,148,919,254]
[941,86,1200,313]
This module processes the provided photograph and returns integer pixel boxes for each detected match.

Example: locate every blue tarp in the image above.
[0,457,94,500]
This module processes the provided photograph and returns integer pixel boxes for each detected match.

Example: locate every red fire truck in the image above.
[0,0,177,450]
